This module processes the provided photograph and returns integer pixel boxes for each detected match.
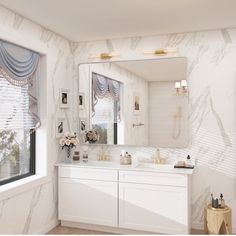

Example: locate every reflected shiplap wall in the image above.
[0,4,235,234]
[73,30,236,230]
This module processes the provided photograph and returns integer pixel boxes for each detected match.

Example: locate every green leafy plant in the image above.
[0,130,19,166]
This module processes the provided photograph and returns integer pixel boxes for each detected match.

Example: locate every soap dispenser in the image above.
[186,155,194,167]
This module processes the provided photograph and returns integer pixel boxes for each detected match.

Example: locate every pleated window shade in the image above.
[0,76,35,130]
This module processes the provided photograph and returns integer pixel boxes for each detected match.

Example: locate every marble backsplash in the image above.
[0,4,235,234]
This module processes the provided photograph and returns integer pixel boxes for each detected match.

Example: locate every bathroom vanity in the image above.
[57,161,193,234]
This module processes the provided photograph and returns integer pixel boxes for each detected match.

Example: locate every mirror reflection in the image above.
[78,57,188,147]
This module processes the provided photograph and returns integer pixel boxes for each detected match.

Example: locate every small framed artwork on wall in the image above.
[79,118,86,133]
[59,88,70,108]
[133,93,140,115]
[56,118,65,138]
[78,92,85,109]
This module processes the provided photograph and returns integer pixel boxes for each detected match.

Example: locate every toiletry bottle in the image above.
[220,193,225,208]
[125,152,129,164]
[186,155,192,166]
[154,149,161,164]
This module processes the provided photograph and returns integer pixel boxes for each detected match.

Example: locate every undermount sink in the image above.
[135,163,174,170]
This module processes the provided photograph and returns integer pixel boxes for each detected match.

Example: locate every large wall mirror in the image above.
[78,57,189,147]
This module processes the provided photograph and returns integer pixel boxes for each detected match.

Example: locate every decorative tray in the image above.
[174,165,194,169]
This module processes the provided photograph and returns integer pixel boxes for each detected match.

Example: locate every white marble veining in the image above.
[0,5,73,234]
[0,4,235,234]
[73,29,236,231]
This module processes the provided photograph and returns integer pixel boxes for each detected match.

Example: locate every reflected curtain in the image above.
[92,72,121,121]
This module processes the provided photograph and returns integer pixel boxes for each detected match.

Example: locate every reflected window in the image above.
[92,73,121,144]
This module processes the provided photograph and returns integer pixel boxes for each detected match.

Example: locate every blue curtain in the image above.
[0,40,39,85]
[92,72,121,121]
[0,39,41,129]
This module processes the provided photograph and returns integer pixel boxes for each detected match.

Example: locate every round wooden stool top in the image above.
[204,204,232,234]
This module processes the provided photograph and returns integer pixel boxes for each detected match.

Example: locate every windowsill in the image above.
[0,174,50,201]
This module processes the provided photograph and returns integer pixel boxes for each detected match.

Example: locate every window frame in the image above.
[0,130,36,186]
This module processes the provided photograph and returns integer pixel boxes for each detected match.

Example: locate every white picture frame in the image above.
[78,92,85,109]
[56,118,65,138]
[59,88,70,108]
[133,93,141,115]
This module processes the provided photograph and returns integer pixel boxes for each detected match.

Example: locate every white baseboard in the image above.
[34,219,59,234]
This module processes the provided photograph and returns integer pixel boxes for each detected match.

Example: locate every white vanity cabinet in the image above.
[119,171,190,234]
[58,164,192,234]
[58,166,118,227]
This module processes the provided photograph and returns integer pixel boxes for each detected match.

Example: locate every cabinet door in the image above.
[119,183,188,234]
[59,178,118,227]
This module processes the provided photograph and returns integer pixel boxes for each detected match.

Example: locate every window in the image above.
[0,39,40,186]
[0,77,35,185]
[92,96,118,144]
[92,73,121,145]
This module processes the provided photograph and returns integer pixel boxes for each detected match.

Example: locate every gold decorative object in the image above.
[98,146,110,161]
[204,203,232,234]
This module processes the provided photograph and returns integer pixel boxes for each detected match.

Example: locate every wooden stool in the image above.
[204,204,232,234]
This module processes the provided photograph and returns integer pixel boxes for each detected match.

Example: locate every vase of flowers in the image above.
[85,129,99,144]
[59,132,79,163]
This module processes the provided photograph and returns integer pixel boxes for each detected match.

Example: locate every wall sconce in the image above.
[88,52,120,60]
[143,47,178,56]
[175,80,188,96]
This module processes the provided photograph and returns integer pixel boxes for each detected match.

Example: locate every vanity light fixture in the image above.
[175,79,188,96]
[88,52,120,60]
[143,47,178,56]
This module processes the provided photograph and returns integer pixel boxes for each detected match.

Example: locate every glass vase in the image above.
[64,146,72,163]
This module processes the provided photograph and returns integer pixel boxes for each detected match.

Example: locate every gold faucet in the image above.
[98,146,110,161]
[153,149,166,164]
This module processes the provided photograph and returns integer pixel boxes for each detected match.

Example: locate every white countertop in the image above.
[56,160,194,175]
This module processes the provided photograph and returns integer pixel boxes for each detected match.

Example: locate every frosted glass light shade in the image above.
[181,79,187,87]
[175,82,181,88]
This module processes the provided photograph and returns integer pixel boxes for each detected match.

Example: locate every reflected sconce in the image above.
[175,80,188,96]
[143,47,178,56]
[88,52,120,60]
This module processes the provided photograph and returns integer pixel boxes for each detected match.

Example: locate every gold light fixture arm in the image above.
[89,52,120,60]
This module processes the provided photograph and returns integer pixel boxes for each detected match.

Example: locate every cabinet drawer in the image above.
[119,171,187,187]
[59,166,118,181]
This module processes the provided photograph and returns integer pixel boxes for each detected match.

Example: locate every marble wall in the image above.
[73,30,236,231]
[0,6,74,234]
[0,4,235,233]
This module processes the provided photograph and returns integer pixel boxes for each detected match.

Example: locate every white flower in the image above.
[59,131,78,148]
[65,139,71,146]
[71,138,76,145]
[59,139,65,146]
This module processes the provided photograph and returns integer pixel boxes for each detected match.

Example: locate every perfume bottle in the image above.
[220,193,225,208]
